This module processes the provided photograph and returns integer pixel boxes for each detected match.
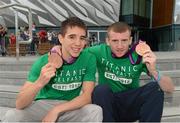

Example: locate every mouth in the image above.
[72,47,81,53]
[114,49,125,56]
[116,49,124,54]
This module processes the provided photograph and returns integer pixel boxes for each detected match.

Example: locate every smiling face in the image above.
[59,26,87,60]
[58,17,87,61]
[106,22,132,58]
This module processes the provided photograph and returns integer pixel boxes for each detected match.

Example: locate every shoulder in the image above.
[86,43,109,54]
[80,49,96,59]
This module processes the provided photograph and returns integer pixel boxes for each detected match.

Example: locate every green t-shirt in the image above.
[27,50,96,101]
[88,44,147,92]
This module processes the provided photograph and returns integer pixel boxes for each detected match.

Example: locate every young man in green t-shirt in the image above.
[2,17,102,122]
[88,22,174,122]
[49,22,174,122]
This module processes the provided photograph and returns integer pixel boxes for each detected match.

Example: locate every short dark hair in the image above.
[107,22,131,37]
[61,17,87,36]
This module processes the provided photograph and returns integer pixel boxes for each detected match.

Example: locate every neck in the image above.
[61,47,71,62]
[61,47,76,64]
[112,50,129,58]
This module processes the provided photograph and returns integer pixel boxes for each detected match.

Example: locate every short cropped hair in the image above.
[61,17,87,36]
[107,22,131,37]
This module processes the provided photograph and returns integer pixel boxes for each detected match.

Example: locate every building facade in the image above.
[0,0,179,51]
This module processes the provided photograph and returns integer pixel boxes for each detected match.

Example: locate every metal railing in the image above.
[0,3,32,60]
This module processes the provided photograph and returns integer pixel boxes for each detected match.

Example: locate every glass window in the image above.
[138,0,146,17]
[134,0,139,15]
[145,0,151,19]
[121,0,133,15]
[121,0,151,19]
[99,31,107,43]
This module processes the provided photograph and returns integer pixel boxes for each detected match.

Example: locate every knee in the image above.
[145,82,164,100]
[93,84,112,97]
[2,109,25,122]
[84,104,103,122]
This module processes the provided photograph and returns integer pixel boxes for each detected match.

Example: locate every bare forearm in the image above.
[16,82,43,109]
[151,71,174,93]
[158,76,174,93]
[53,94,91,114]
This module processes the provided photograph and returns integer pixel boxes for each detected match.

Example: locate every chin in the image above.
[71,52,80,58]
[115,53,125,58]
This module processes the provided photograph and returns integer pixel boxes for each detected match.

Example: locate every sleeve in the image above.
[83,53,97,82]
[27,55,48,83]
[86,45,101,56]
[142,63,148,74]
[142,63,159,76]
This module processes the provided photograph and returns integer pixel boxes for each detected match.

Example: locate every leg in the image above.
[113,82,164,122]
[139,82,164,122]
[57,104,103,122]
[92,84,116,122]
[2,100,59,122]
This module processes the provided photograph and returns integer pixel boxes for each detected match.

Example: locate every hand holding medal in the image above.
[135,41,158,76]
[48,49,63,69]
[135,41,151,56]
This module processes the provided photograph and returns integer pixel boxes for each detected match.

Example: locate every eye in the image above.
[112,39,118,43]
[122,39,128,42]
[69,35,75,39]
[80,36,87,41]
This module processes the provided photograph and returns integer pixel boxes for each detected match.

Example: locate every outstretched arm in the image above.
[143,51,174,93]
[16,63,56,109]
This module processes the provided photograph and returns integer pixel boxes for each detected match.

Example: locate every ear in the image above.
[58,34,63,44]
[129,37,132,45]
[106,37,109,45]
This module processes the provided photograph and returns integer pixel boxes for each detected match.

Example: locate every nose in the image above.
[117,41,123,48]
[74,38,81,46]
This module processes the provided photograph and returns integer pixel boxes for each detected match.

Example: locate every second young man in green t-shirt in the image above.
[88,22,174,122]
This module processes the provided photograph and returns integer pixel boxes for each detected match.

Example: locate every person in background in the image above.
[0,24,7,56]
[38,29,47,43]
[9,33,16,45]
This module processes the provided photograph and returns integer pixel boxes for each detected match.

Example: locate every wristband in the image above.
[152,71,162,83]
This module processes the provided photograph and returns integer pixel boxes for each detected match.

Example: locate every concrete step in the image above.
[0,52,180,71]
[162,104,180,117]
[0,85,179,122]
[0,56,38,71]
[140,70,180,87]
[0,85,20,107]
[0,71,28,79]
[0,70,179,86]
[164,88,180,108]
[0,62,32,71]
[0,85,20,108]
[0,71,27,86]
[162,105,180,122]
[162,115,180,122]
[156,58,180,71]
[0,99,179,122]
[0,106,179,122]
[0,84,179,107]
[0,106,12,121]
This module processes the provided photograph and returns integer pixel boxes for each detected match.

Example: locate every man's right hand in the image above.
[48,51,63,69]
[36,63,56,87]
[48,45,63,69]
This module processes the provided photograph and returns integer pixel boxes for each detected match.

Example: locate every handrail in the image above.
[0,3,32,60]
